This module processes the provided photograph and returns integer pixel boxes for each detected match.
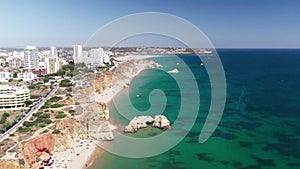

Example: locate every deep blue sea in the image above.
[91,49,300,169]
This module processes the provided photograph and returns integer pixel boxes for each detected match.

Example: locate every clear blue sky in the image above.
[0,0,299,48]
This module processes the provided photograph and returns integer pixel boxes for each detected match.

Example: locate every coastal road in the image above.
[0,84,59,142]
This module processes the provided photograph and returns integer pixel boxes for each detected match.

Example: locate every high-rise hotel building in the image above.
[0,85,30,110]
[45,56,60,74]
[50,46,57,56]
[73,45,82,63]
[24,45,38,69]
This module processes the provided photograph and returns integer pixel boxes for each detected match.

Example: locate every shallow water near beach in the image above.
[90,49,300,169]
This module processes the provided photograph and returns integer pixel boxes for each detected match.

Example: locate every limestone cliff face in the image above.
[77,102,114,140]
[53,118,88,152]
[94,72,113,94]
[93,59,158,94]
[77,102,110,123]
[0,160,25,169]
[20,118,87,167]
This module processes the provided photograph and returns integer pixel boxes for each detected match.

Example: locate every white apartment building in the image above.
[73,45,82,63]
[8,57,23,68]
[0,58,5,67]
[45,56,60,74]
[17,72,37,81]
[73,47,111,67]
[24,45,38,69]
[50,46,57,56]
[0,72,11,82]
[89,48,111,66]
[0,85,30,110]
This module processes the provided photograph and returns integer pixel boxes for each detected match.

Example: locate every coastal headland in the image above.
[0,55,162,169]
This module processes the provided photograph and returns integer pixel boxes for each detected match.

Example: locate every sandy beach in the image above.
[94,54,161,104]
[48,55,160,169]
[114,54,162,62]
[42,139,102,169]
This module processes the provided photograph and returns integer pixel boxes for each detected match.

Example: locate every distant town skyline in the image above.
[1,0,300,48]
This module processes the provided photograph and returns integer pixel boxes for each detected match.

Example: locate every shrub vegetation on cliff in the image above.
[59,79,72,87]
[55,112,67,119]
[17,126,31,133]
[52,129,61,134]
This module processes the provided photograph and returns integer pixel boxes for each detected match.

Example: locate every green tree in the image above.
[43,75,50,83]
[24,100,33,106]
[13,72,18,78]
[52,129,61,134]
[59,79,72,87]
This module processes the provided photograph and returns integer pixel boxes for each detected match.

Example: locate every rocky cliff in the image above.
[0,160,25,169]
[77,102,114,141]
[53,118,88,152]
[94,72,113,94]
[21,133,54,166]
[20,118,87,167]
[93,59,160,95]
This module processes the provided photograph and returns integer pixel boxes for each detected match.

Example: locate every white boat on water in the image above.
[168,68,179,74]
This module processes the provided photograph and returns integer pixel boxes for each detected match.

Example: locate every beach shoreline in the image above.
[87,54,162,168]
[50,54,161,169]
[84,146,105,169]
[94,54,162,104]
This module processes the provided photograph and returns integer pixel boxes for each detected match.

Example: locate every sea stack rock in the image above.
[124,115,170,132]
[152,115,171,129]
[124,116,154,133]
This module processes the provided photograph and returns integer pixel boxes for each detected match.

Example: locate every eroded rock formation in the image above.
[53,118,88,152]
[125,115,171,133]
[21,134,54,166]
[124,116,154,132]
[78,102,114,141]
[20,118,87,167]
[94,72,113,94]
[152,115,171,129]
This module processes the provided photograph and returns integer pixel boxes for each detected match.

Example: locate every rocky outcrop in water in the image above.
[152,115,171,129]
[124,115,171,133]
[124,116,154,132]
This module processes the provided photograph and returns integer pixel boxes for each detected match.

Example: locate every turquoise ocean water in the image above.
[91,49,300,169]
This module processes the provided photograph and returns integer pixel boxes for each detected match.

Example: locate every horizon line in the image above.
[1,46,300,50]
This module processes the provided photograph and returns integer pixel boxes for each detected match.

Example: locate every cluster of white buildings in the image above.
[0,45,113,82]
[73,45,111,67]
[0,46,68,82]
[0,72,37,82]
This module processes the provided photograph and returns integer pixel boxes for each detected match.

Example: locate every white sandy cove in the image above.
[94,54,161,104]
